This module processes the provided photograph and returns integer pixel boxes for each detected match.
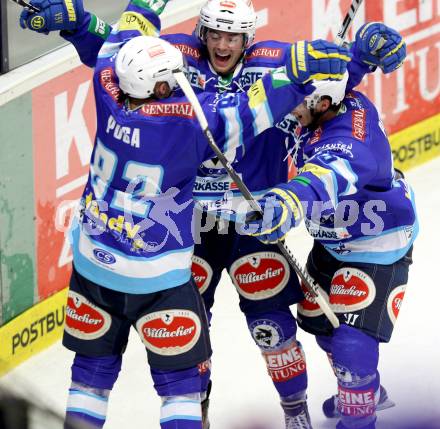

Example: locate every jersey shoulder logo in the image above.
[99,67,122,105]
[246,47,283,61]
[352,109,367,142]
[174,43,201,60]
[139,102,194,118]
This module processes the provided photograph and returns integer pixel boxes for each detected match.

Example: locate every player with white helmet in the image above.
[19,0,407,427]
[304,72,349,109]
[115,36,182,99]
[19,1,352,428]
[195,0,257,80]
[246,62,417,429]
[291,71,350,131]
[196,0,257,46]
[195,0,257,75]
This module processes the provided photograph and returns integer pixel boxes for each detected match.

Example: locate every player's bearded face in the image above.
[292,101,314,127]
[205,29,245,75]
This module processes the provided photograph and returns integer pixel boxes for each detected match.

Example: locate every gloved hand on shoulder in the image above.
[286,39,352,84]
[244,187,304,244]
[19,0,84,34]
[352,22,406,73]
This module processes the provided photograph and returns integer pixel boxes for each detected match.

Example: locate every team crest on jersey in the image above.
[229,252,289,300]
[191,256,213,294]
[136,309,201,356]
[329,268,376,313]
[249,319,284,349]
[65,291,112,340]
[387,285,406,325]
[352,109,366,141]
[297,275,328,318]
[262,340,306,382]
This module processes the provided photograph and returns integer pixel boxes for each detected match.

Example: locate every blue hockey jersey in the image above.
[63,7,370,219]
[277,91,418,264]
[69,2,314,294]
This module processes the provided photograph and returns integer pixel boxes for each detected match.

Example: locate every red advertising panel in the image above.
[248,0,440,134]
[33,66,95,299]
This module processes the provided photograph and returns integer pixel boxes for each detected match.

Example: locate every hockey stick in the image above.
[334,1,387,67]
[334,0,364,46]
[174,70,340,328]
[9,0,40,13]
[172,0,364,329]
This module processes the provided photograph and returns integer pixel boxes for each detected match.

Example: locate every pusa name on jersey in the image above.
[106,114,140,148]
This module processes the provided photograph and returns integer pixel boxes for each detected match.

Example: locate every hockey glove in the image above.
[286,40,351,85]
[19,0,84,34]
[353,22,406,73]
[245,188,303,244]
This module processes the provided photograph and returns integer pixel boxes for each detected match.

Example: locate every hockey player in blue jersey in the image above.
[19,1,352,428]
[19,1,407,428]
[245,73,418,429]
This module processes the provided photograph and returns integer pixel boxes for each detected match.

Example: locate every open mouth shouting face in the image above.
[205,29,245,75]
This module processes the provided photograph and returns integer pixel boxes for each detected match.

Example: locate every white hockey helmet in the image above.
[115,36,184,99]
[196,0,257,49]
[305,71,349,109]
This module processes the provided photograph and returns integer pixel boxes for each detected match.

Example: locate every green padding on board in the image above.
[0,94,36,325]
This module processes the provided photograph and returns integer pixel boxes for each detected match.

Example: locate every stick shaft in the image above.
[171,1,366,329]
[9,0,40,12]
[174,70,340,328]
[334,0,364,46]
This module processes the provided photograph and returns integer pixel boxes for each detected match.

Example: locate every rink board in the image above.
[0,288,67,376]
[390,112,440,172]
[1,1,440,375]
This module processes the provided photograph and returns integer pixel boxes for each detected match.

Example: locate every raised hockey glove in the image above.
[353,22,406,73]
[245,188,303,244]
[286,40,351,84]
[19,0,84,33]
